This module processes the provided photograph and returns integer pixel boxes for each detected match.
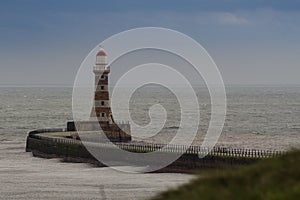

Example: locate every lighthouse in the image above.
[88,48,131,142]
[90,49,114,123]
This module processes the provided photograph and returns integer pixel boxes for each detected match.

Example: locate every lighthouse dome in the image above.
[97,50,106,56]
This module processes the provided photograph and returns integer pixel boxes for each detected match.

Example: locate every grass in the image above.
[153,150,300,200]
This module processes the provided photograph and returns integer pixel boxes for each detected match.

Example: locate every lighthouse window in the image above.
[101,101,105,106]
[101,112,105,117]
[101,75,105,79]
[101,86,105,90]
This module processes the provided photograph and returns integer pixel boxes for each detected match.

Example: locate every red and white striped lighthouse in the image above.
[90,49,114,124]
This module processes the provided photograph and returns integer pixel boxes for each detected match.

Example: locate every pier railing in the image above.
[27,129,285,159]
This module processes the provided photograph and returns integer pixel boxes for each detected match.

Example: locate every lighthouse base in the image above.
[67,120,131,142]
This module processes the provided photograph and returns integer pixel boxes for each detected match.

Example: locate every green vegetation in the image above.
[153,150,300,200]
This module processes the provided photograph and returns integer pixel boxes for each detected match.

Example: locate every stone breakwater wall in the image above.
[26,129,285,173]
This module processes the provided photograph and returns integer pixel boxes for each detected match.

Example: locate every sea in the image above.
[0,86,300,199]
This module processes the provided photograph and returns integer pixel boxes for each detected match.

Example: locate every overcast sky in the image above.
[0,0,300,86]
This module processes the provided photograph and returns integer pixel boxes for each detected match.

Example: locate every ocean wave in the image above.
[165,126,180,129]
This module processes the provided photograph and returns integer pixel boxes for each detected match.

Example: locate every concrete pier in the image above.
[25,128,284,173]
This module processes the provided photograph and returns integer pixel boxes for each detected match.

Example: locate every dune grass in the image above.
[153,150,300,200]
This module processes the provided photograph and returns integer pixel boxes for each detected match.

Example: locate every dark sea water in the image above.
[0,86,300,199]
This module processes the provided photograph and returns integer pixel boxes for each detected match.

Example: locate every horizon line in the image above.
[1,83,300,88]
